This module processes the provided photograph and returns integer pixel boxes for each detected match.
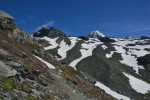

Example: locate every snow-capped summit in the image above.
[88,30,105,38]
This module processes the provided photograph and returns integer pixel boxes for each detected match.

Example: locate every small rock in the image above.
[0,49,9,56]
[31,69,41,77]
[38,75,48,86]
[32,50,40,56]
[6,61,21,68]
[21,52,27,58]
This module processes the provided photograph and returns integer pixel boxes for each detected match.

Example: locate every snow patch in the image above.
[101,45,108,50]
[128,49,149,57]
[123,72,150,94]
[106,51,114,58]
[40,36,59,50]
[34,55,55,69]
[110,39,149,74]
[69,39,102,70]
[95,81,130,100]
[58,37,77,60]
[115,45,144,74]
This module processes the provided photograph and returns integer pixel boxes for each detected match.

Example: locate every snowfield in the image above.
[40,36,59,50]
[58,37,77,60]
[114,45,144,74]
[69,39,102,69]
[34,55,55,69]
[123,73,150,94]
[95,81,130,100]
[107,39,150,74]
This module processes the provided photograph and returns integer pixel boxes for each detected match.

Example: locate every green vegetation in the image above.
[0,54,8,60]
[4,78,15,91]
[26,95,35,100]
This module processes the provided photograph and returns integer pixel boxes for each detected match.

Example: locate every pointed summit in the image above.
[32,27,49,37]
[88,30,105,38]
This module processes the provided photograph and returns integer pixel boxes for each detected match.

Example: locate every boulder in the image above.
[0,61,17,77]
[6,61,21,68]
[0,49,9,56]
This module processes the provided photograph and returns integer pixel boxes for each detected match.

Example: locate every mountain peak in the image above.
[33,27,67,38]
[88,30,105,38]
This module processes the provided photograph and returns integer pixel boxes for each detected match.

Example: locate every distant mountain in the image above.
[88,30,105,38]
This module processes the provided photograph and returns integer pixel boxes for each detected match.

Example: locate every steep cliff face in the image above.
[0,10,115,100]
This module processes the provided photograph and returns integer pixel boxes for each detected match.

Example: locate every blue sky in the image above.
[1,0,150,37]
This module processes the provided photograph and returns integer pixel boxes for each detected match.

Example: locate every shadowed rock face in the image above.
[33,27,71,45]
[48,27,66,38]
[138,54,150,79]
[33,27,66,38]
[137,54,150,65]
[78,36,89,41]
[33,27,49,37]
[99,37,116,43]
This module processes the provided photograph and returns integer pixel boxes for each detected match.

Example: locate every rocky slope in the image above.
[33,25,150,99]
[0,10,116,100]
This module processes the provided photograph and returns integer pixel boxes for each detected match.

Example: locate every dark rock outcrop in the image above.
[33,27,71,45]
[33,27,49,37]
[141,36,150,39]
[78,36,89,41]
[99,37,115,42]
[137,54,150,65]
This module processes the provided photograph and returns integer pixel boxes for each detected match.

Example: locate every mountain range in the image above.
[0,10,150,100]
